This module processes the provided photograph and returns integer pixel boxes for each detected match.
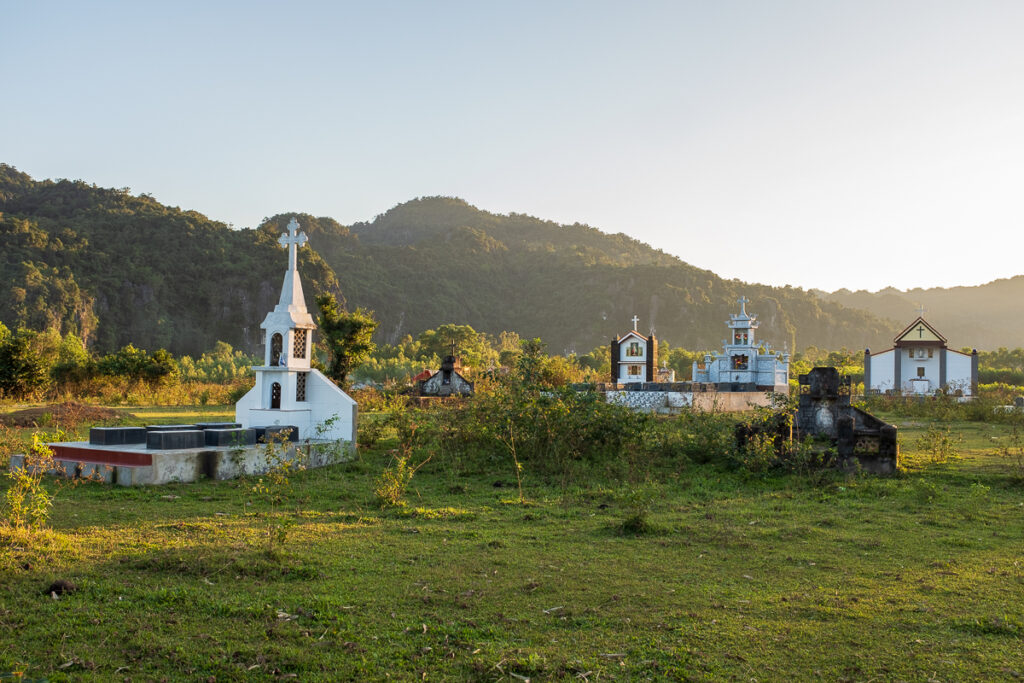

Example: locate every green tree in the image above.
[97,344,179,386]
[0,327,49,398]
[415,324,498,369]
[51,331,94,388]
[315,293,378,387]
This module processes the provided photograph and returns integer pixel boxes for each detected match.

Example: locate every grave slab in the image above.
[90,427,147,445]
[254,425,300,443]
[195,422,242,431]
[204,428,256,447]
[147,430,205,450]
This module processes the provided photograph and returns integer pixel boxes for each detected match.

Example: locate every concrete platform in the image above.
[11,438,355,486]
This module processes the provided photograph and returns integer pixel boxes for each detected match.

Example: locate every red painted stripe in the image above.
[50,444,153,467]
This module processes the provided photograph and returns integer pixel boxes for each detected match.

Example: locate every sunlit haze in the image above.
[4,1,1023,292]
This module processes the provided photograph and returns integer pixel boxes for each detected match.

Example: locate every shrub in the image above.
[2,435,56,529]
[373,422,430,507]
[914,426,962,463]
[996,426,1024,481]
[619,483,660,535]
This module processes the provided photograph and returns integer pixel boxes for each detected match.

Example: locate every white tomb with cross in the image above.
[610,315,658,383]
[235,218,357,444]
[691,297,790,392]
[864,314,977,396]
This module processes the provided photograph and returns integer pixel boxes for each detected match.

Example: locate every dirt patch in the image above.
[0,402,122,428]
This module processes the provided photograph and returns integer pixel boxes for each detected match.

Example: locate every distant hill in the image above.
[0,164,914,356]
[815,280,1024,352]
[283,197,894,353]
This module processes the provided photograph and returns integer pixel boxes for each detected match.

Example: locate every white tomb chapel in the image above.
[864,315,977,396]
[610,316,657,383]
[235,218,357,443]
[691,297,790,392]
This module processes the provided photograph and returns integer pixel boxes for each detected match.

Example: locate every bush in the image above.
[914,426,962,463]
[619,483,660,535]
[3,435,55,530]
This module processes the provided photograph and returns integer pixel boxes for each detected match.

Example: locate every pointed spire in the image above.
[276,218,310,314]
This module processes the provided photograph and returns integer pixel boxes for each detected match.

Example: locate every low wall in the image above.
[603,389,774,413]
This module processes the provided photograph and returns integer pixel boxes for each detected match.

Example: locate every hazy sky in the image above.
[4,1,1022,292]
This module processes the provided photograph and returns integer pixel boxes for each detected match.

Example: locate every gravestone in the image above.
[796,367,899,473]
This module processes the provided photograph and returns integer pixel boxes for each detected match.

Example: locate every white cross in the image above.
[916,304,927,317]
[279,218,308,271]
[631,315,639,331]
[737,295,750,315]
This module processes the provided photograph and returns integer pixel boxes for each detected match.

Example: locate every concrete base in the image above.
[10,439,356,486]
[604,389,777,414]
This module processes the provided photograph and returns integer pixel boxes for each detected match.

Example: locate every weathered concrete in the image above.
[602,387,774,413]
[796,367,899,473]
[12,439,355,485]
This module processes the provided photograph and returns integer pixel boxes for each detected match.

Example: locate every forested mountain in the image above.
[816,280,1024,352]
[0,164,933,356]
[268,198,894,354]
[0,165,341,356]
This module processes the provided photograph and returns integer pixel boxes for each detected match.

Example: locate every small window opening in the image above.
[271,333,283,366]
[293,329,307,359]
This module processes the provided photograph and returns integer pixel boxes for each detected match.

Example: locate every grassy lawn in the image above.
[1,411,1022,680]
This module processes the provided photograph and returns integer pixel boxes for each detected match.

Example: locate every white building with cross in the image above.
[691,297,790,392]
[235,218,358,443]
[864,315,977,396]
[610,315,658,383]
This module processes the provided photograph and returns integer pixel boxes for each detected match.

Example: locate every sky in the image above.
[3,1,1023,293]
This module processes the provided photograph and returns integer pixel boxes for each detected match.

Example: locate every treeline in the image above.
[0,322,256,404]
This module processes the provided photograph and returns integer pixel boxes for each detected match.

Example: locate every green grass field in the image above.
[1,410,1022,680]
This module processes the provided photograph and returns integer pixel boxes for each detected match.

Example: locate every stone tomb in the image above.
[795,367,899,473]
[10,216,358,485]
[10,420,329,486]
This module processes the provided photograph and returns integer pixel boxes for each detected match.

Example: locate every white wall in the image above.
[237,369,355,442]
[901,347,940,391]
[869,350,895,392]
[946,351,974,396]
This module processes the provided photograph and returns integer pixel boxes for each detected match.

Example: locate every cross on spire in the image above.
[737,296,750,316]
[631,315,639,331]
[279,218,308,272]
[915,304,927,317]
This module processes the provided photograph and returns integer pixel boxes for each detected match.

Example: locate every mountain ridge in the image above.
[3,164,1012,356]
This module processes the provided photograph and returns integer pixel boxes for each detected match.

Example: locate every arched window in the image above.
[271,382,281,410]
[271,333,283,366]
